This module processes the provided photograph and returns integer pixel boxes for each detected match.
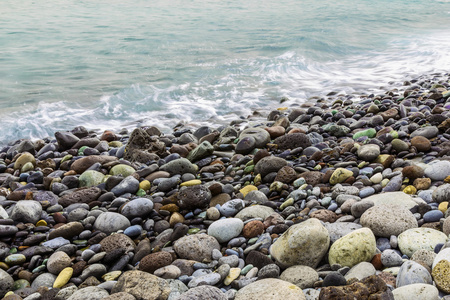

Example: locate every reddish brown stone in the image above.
[402,165,424,180]
[101,130,117,142]
[371,253,383,270]
[139,251,173,274]
[265,126,285,139]
[274,166,298,184]
[169,144,190,157]
[310,210,338,223]
[298,171,324,186]
[243,220,265,238]
[411,136,431,152]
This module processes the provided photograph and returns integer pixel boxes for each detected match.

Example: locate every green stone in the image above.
[248,237,258,245]
[331,110,338,115]
[321,197,332,207]
[32,265,46,273]
[280,198,294,210]
[79,170,105,187]
[187,141,214,162]
[443,91,450,99]
[13,279,30,290]
[60,154,73,164]
[244,165,254,174]
[78,146,88,156]
[353,128,376,140]
[389,130,399,139]
[109,141,123,147]
[197,212,207,219]
[241,264,254,275]
[5,254,26,266]
[9,248,17,254]
[136,188,146,197]
[109,164,136,177]
[21,162,34,173]
[188,228,200,234]
[73,240,87,246]
[245,160,254,167]
[293,177,306,188]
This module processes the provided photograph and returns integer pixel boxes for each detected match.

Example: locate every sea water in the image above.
[1,0,450,144]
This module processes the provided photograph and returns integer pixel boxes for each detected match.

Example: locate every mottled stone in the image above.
[111,270,170,300]
[270,218,329,268]
[360,204,418,237]
[235,278,305,300]
[328,228,377,268]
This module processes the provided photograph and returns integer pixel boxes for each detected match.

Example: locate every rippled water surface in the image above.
[1,0,450,143]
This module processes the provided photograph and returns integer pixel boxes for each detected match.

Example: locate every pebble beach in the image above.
[1,73,450,300]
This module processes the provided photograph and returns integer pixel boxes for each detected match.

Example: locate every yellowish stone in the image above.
[180,179,202,187]
[403,185,417,195]
[239,185,257,197]
[160,204,179,213]
[432,259,450,293]
[169,212,185,227]
[224,268,241,285]
[254,174,262,185]
[329,168,353,185]
[277,107,288,111]
[4,291,14,297]
[380,178,390,188]
[139,180,151,191]
[102,271,122,281]
[53,267,73,288]
[36,220,47,227]
[108,141,123,147]
[0,262,9,270]
[280,198,294,210]
[439,202,449,214]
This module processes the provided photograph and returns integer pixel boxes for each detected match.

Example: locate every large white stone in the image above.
[398,228,448,258]
[392,283,439,300]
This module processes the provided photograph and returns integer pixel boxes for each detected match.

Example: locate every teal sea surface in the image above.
[1,0,450,144]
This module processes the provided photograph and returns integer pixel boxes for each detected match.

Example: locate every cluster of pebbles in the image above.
[1,73,450,300]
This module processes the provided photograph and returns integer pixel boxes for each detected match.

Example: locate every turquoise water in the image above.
[1,0,450,144]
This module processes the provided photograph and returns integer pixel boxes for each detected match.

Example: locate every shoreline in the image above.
[0,72,450,299]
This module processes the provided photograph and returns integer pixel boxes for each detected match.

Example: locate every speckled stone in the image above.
[398,228,448,258]
[235,278,305,300]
